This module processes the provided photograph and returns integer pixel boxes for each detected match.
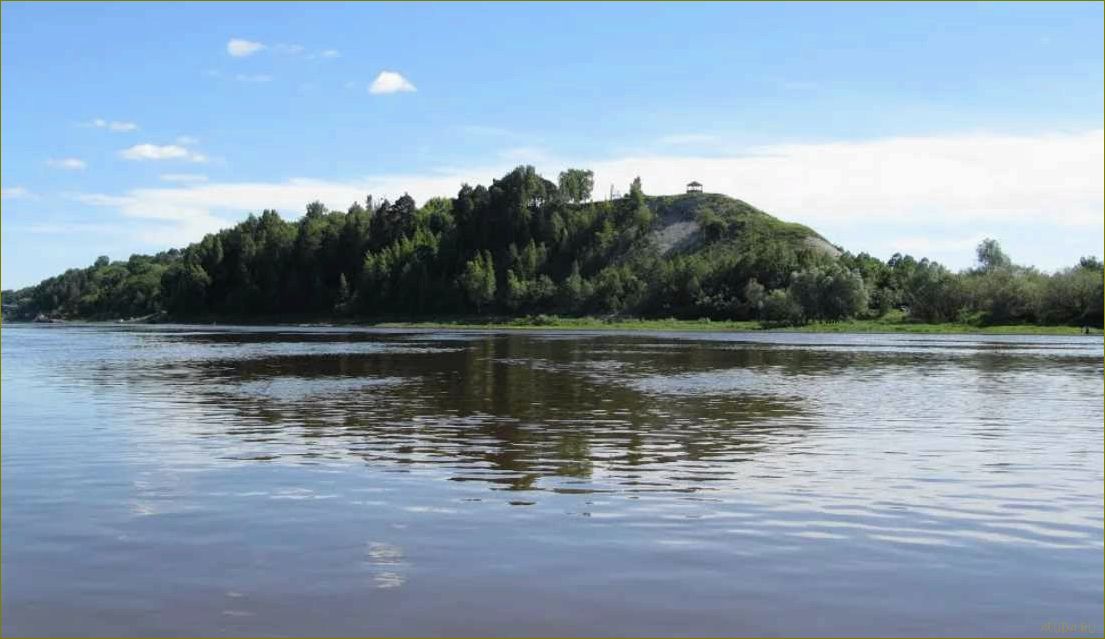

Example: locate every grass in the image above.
[369,311,1100,336]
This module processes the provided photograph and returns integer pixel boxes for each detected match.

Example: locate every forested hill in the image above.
[3,165,1102,327]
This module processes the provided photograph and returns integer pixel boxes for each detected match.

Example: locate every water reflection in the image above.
[76,330,813,494]
[3,325,1102,637]
[26,326,1105,503]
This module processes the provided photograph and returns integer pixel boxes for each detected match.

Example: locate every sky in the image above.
[2,1,1102,289]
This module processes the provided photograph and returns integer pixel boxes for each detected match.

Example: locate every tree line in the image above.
[3,165,1102,328]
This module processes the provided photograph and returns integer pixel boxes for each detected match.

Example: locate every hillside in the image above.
[4,165,1100,328]
[646,192,840,258]
[2,167,845,322]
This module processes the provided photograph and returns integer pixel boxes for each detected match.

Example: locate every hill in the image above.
[3,165,1101,328]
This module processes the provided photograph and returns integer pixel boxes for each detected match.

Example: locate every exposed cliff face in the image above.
[646,192,840,258]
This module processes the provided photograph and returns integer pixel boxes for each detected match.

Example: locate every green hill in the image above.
[3,165,1101,328]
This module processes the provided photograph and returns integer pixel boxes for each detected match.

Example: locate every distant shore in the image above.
[9,310,1101,336]
[370,315,1101,336]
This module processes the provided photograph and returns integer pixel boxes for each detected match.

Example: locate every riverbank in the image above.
[7,311,1099,336]
[371,312,1101,336]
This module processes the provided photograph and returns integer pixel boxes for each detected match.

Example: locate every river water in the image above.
[2,324,1102,636]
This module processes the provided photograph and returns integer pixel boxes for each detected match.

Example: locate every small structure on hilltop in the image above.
[686,181,703,193]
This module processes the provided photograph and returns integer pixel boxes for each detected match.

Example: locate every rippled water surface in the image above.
[2,324,1102,636]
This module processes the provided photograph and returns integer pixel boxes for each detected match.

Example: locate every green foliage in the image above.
[787,264,868,322]
[762,289,802,324]
[557,169,594,204]
[901,260,964,323]
[743,279,766,318]
[4,171,1099,330]
[459,250,496,312]
[975,238,1012,272]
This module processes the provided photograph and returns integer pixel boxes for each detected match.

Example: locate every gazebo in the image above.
[686,181,703,193]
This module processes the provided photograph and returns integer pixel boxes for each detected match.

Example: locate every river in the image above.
[2,324,1102,636]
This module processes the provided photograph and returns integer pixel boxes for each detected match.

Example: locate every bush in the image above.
[762,289,802,324]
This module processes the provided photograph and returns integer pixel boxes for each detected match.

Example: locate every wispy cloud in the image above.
[89,118,139,132]
[583,129,1104,230]
[119,144,207,163]
[657,133,719,146]
[175,136,200,146]
[98,118,138,132]
[227,38,265,57]
[61,129,1103,269]
[47,157,87,170]
[159,173,208,183]
[69,192,132,206]
[891,234,988,255]
[369,71,416,95]
[235,73,273,83]
[1,186,34,200]
[273,43,305,55]
[226,38,335,61]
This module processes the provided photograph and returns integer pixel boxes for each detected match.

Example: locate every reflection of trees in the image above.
[85,332,823,494]
[76,329,1104,496]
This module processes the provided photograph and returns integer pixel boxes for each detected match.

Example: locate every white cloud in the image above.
[273,43,305,55]
[891,234,989,256]
[159,173,208,183]
[69,192,132,206]
[91,118,139,132]
[581,129,1104,230]
[369,71,416,95]
[69,171,505,249]
[235,73,273,83]
[1,186,34,200]
[47,157,87,170]
[58,129,1104,269]
[227,38,265,57]
[119,144,207,163]
[318,49,340,58]
[175,136,200,146]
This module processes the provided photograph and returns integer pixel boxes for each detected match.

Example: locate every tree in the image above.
[762,289,801,324]
[976,238,1011,272]
[504,269,527,310]
[558,261,588,311]
[903,260,963,323]
[743,279,766,317]
[334,273,351,313]
[557,169,594,204]
[628,176,644,207]
[787,264,867,321]
[162,262,210,315]
[459,251,496,312]
[8,162,1096,332]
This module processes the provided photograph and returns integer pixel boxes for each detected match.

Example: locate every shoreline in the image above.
[370,318,1101,336]
[8,315,1100,337]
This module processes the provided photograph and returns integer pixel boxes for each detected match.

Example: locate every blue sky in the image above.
[2,1,1102,289]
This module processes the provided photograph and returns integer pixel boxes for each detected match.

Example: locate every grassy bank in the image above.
[11,311,1098,336]
[370,311,1101,336]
